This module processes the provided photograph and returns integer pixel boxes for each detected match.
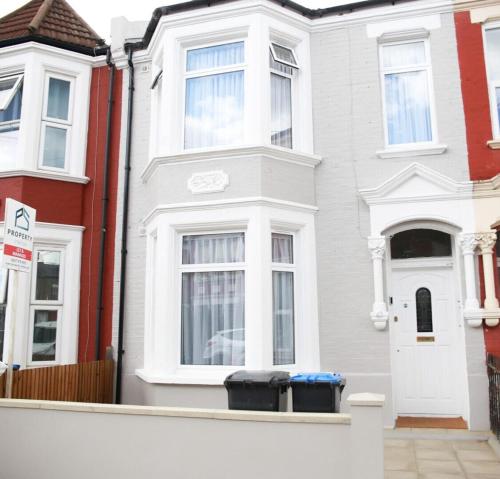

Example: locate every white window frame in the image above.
[182,39,247,151]
[483,21,500,139]
[177,230,247,370]
[271,230,297,367]
[0,73,23,112]
[27,246,65,366]
[269,44,296,149]
[379,36,439,150]
[139,204,319,385]
[39,72,75,173]
[270,43,298,70]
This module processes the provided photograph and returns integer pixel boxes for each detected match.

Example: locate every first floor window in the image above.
[0,74,23,169]
[41,75,72,170]
[381,40,434,146]
[272,233,295,365]
[484,26,500,137]
[270,47,296,149]
[184,42,245,149]
[0,257,7,360]
[30,249,62,363]
[180,233,245,366]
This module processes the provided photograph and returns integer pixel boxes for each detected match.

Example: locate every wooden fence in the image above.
[0,360,114,403]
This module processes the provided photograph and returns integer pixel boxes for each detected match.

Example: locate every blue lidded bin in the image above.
[290,372,346,413]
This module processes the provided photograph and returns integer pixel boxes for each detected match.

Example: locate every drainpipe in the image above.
[95,48,116,361]
[115,46,135,404]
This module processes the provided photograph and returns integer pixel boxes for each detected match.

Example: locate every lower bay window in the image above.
[140,204,319,384]
[0,224,81,366]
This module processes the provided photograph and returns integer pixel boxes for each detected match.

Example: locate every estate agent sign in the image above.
[3,198,36,273]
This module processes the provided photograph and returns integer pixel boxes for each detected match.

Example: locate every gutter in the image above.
[0,35,108,56]
[95,48,116,361]
[139,0,412,50]
[115,43,140,403]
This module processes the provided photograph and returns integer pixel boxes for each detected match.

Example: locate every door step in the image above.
[396,416,467,429]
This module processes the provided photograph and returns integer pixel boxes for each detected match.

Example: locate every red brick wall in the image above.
[78,66,122,362]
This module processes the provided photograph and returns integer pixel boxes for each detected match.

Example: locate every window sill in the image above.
[0,168,89,184]
[376,144,447,159]
[487,140,500,150]
[136,366,302,386]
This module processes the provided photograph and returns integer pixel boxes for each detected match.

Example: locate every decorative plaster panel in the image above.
[187,170,229,194]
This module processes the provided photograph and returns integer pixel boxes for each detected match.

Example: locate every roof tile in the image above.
[0,0,104,49]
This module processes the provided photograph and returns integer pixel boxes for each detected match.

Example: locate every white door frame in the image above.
[384,222,469,424]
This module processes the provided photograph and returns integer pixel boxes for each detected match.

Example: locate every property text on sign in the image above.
[3,198,36,273]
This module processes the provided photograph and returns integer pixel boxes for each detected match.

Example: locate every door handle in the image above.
[393,316,398,322]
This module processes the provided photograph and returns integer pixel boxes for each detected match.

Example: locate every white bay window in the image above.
[184,42,245,149]
[484,24,500,139]
[380,39,436,147]
[140,204,319,384]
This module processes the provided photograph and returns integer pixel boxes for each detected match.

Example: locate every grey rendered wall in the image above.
[310,12,472,425]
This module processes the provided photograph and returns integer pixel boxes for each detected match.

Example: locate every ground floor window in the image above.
[140,204,319,383]
[0,224,81,366]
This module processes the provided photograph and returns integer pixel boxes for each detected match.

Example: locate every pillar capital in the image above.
[477,231,497,255]
[458,233,479,255]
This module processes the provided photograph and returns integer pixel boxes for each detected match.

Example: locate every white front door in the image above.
[391,265,463,416]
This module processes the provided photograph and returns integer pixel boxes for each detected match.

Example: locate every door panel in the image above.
[392,268,461,416]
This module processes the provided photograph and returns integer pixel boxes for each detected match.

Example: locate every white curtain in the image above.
[42,126,67,169]
[181,233,245,366]
[385,71,432,145]
[47,78,70,120]
[273,271,294,365]
[272,233,294,365]
[271,73,292,148]
[182,233,245,264]
[185,42,244,149]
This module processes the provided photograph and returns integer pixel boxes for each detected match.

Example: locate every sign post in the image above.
[2,198,36,398]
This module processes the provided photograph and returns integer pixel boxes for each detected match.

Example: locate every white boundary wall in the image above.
[0,393,384,479]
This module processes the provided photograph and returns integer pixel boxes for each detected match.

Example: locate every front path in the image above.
[385,437,500,478]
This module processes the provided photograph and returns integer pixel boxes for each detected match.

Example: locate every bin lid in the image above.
[224,370,290,386]
[290,372,345,385]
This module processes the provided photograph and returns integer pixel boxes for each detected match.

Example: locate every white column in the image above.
[478,232,500,327]
[458,233,482,327]
[348,393,385,479]
[368,236,388,331]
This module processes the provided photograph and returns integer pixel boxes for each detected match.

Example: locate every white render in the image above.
[0,395,385,479]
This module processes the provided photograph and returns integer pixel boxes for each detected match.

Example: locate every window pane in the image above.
[186,42,244,72]
[383,42,426,68]
[496,87,500,127]
[0,85,22,123]
[485,28,500,81]
[391,229,452,259]
[271,73,292,148]
[416,287,433,333]
[185,71,244,149]
[271,43,297,66]
[181,271,245,365]
[46,78,70,120]
[272,233,293,263]
[182,233,244,264]
[273,271,294,365]
[35,251,61,301]
[385,70,432,144]
[42,126,67,168]
[32,309,57,362]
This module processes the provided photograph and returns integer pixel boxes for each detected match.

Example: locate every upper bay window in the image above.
[184,41,245,149]
[0,74,23,169]
[484,25,500,139]
[40,75,73,171]
[380,39,436,147]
